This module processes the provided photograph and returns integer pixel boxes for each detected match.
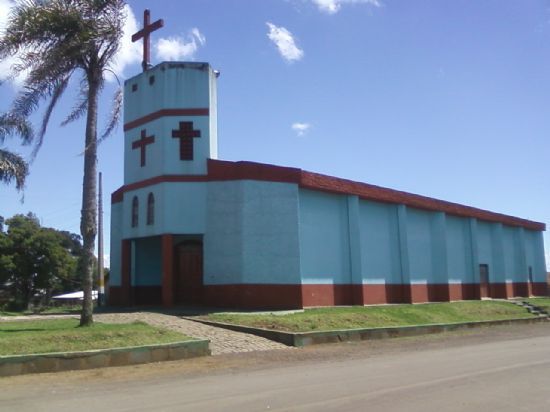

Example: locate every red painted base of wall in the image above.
[108,282,548,308]
[203,284,304,309]
[108,286,161,306]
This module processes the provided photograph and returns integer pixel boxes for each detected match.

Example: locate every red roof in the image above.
[112,158,545,231]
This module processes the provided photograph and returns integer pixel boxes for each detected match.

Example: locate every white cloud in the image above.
[107,4,142,81]
[311,0,381,14]
[110,7,206,79]
[155,28,205,61]
[266,22,304,63]
[292,122,311,136]
[111,7,206,79]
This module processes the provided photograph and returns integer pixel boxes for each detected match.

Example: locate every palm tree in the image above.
[0,0,126,326]
[0,149,28,190]
[0,113,33,190]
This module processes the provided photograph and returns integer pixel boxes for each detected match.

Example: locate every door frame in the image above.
[173,239,204,304]
[479,263,490,298]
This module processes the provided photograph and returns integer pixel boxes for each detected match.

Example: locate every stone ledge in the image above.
[0,339,210,377]
[186,316,548,347]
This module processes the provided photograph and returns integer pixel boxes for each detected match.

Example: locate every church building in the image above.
[108,59,547,309]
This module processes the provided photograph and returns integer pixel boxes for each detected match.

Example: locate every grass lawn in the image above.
[0,305,83,317]
[525,298,550,312]
[0,311,19,317]
[0,319,192,356]
[202,301,534,332]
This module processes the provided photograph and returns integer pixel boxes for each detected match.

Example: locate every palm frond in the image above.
[0,148,29,190]
[31,75,70,159]
[0,113,34,145]
[99,86,122,142]
[61,98,88,127]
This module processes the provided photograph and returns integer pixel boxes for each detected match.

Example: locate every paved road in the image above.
[3,323,550,411]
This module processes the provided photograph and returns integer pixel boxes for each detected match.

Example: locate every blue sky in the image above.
[1,0,549,268]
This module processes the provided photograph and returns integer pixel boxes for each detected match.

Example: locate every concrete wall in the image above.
[446,215,474,284]
[477,221,496,282]
[525,229,547,281]
[204,180,301,285]
[296,192,546,289]
[407,208,435,284]
[121,182,207,240]
[109,202,123,287]
[502,225,522,283]
[299,189,351,285]
[359,200,401,284]
[133,237,162,286]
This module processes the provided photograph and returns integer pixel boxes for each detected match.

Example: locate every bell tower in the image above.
[123,62,218,185]
[122,9,217,185]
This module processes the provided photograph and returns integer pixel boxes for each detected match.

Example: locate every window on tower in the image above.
[132,196,139,227]
[147,193,155,225]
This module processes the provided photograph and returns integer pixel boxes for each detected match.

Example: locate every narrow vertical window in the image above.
[131,196,139,227]
[528,266,533,284]
[147,193,155,225]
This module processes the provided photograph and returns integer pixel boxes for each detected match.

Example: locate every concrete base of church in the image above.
[107,282,548,309]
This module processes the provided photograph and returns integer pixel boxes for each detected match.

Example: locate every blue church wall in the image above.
[502,225,522,282]
[299,189,351,285]
[121,182,207,240]
[124,62,218,185]
[406,208,435,284]
[208,70,218,160]
[124,62,212,123]
[490,224,507,283]
[133,237,162,286]
[204,181,301,285]
[161,182,207,233]
[445,215,474,284]
[358,200,401,284]
[241,181,301,284]
[124,116,212,184]
[204,181,245,285]
[109,202,123,287]
[476,221,495,280]
[525,230,547,281]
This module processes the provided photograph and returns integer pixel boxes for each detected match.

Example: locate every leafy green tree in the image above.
[0,0,126,325]
[0,214,79,310]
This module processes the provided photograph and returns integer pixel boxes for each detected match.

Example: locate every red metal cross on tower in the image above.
[132,129,155,167]
[172,121,201,160]
[131,9,164,72]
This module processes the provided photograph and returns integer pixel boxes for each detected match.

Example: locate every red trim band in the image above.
[124,108,210,131]
[108,282,548,308]
[111,159,545,231]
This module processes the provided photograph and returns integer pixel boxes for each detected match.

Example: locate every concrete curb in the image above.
[0,339,210,377]
[186,316,548,347]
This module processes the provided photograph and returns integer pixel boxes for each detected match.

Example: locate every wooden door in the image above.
[174,241,203,304]
[479,264,490,298]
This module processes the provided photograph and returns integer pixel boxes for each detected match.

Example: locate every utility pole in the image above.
[98,172,105,306]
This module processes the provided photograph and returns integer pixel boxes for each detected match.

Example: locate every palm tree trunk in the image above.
[79,71,100,327]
